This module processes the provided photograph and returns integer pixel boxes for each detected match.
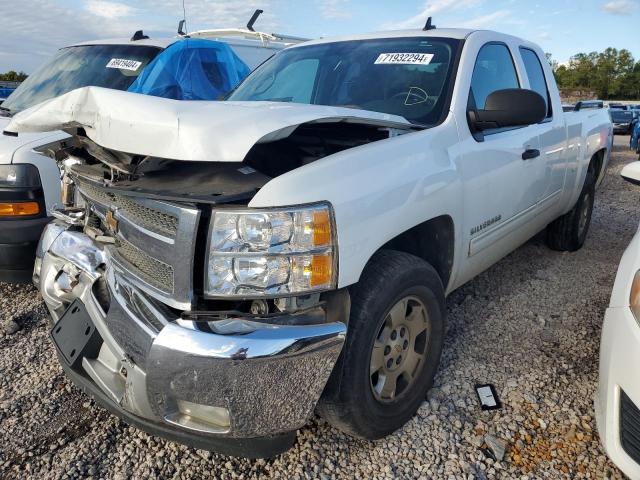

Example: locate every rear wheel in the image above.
[546,168,596,252]
[317,250,445,439]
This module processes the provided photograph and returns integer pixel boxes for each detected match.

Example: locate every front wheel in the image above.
[317,250,446,439]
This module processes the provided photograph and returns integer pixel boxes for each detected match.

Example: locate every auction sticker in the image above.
[374,53,434,65]
[106,58,143,71]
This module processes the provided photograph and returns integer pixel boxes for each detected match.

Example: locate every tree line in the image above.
[0,71,28,82]
[547,48,640,100]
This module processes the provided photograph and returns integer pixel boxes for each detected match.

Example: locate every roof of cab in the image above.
[292,28,477,48]
[68,37,177,49]
[287,28,538,51]
[67,33,296,51]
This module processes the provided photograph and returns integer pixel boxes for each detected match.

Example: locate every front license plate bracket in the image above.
[51,299,102,367]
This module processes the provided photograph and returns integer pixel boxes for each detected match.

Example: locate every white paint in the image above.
[596,222,640,478]
[7,29,612,296]
[5,87,411,163]
[621,161,640,184]
[251,30,612,292]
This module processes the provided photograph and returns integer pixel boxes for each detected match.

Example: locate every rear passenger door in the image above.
[518,47,566,212]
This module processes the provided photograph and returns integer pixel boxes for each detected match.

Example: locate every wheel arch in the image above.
[370,215,455,292]
[589,147,607,186]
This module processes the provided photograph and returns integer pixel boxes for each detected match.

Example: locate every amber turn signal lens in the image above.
[309,254,333,287]
[312,210,332,246]
[0,201,40,216]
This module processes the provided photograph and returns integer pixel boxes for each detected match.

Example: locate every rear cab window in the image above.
[519,47,553,119]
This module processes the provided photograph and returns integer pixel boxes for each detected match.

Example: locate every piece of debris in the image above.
[475,384,502,411]
[3,319,20,335]
[483,434,509,462]
[565,426,577,442]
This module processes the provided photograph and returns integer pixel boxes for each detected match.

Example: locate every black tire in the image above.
[546,168,596,252]
[317,250,445,439]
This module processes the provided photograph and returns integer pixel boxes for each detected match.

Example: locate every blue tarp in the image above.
[128,39,250,101]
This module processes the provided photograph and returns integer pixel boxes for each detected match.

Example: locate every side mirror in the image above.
[621,161,640,186]
[469,89,547,131]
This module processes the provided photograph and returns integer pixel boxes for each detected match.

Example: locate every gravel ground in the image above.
[1,136,638,479]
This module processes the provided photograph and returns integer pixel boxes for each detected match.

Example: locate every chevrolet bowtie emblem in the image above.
[105,210,118,234]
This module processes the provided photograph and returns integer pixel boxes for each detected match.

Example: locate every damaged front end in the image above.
[31,141,353,457]
[9,87,418,455]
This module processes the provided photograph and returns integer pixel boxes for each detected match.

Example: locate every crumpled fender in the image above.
[5,86,414,163]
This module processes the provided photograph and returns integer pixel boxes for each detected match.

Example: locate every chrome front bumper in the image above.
[36,222,346,456]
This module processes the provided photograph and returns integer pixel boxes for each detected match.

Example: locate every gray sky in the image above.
[1,0,638,73]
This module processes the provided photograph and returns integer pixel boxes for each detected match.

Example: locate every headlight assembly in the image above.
[205,204,336,297]
[0,164,41,188]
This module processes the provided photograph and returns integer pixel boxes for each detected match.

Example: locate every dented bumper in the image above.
[36,222,346,457]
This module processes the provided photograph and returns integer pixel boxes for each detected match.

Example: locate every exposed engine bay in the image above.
[42,120,412,206]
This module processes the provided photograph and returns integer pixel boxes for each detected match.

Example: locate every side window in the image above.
[470,43,519,109]
[247,58,319,103]
[519,47,552,119]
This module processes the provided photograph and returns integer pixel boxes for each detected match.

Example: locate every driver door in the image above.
[458,43,545,276]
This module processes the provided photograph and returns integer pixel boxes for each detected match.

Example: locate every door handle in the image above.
[522,149,540,160]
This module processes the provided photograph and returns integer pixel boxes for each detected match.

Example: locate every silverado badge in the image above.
[470,215,502,236]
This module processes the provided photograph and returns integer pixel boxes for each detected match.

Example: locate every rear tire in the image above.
[317,250,445,439]
[546,168,595,252]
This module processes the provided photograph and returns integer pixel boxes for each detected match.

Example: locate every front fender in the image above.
[249,120,462,289]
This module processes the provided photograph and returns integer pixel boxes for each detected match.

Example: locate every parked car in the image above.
[609,103,630,111]
[597,161,640,478]
[0,90,15,103]
[0,28,300,282]
[6,26,612,457]
[0,81,19,104]
[611,109,634,135]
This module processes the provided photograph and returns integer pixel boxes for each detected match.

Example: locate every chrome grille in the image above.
[75,180,200,310]
[114,239,174,293]
[78,181,178,237]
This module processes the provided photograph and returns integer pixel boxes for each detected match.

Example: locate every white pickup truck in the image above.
[5,27,612,457]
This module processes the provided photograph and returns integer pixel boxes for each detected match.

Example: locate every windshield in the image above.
[228,37,460,125]
[1,44,161,114]
[612,111,633,121]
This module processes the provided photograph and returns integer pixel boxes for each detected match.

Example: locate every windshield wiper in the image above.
[0,105,12,117]
[261,97,293,102]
